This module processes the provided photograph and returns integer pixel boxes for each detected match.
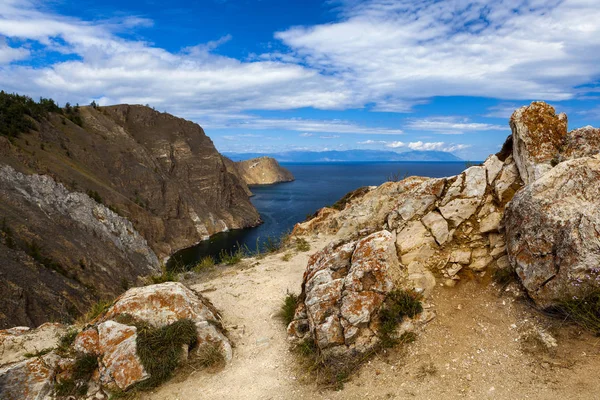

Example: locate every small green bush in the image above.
[278,292,299,326]
[378,290,423,348]
[150,265,178,284]
[193,256,215,273]
[281,253,293,262]
[83,299,112,322]
[57,329,79,354]
[295,238,310,252]
[72,353,99,380]
[219,245,246,265]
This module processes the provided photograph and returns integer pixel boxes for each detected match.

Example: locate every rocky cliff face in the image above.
[234,157,294,185]
[1,105,261,259]
[289,101,600,355]
[0,104,261,328]
[0,165,160,328]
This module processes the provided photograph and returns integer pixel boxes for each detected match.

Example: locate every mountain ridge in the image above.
[223,149,464,162]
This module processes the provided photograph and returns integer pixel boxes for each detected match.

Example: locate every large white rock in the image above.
[505,155,600,307]
[421,211,450,245]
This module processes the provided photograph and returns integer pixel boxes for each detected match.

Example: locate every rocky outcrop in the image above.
[0,166,159,328]
[560,126,600,161]
[0,104,262,327]
[510,102,567,184]
[505,155,600,307]
[0,282,232,399]
[234,156,294,185]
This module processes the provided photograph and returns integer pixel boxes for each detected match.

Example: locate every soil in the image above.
[145,235,600,400]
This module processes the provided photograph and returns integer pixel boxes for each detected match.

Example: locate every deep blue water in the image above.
[169,162,469,268]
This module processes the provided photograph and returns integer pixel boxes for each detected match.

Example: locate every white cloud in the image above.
[319,135,341,139]
[299,132,314,137]
[276,0,600,109]
[384,140,470,152]
[484,103,521,119]
[405,117,507,134]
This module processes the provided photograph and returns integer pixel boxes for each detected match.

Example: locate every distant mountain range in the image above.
[223,150,463,162]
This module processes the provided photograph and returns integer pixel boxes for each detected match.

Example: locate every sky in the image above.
[1,0,599,160]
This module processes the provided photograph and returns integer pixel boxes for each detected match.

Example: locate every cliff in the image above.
[234,156,294,185]
[0,103,261,327]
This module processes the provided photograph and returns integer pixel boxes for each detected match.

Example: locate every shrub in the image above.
[218,245,246,265]
[295,238,310,252]
[0,91,61,138]
[57,329,79,354]
[551,290,600,334]
[150,266,178,284]
[86,190,103,204]
[83,299,112,322]
[278,292,298,326]
[281,253,293,262]
[72,353,99,380]
[135,319,198,388]
[193,256,215,273]
[378,290,423,348]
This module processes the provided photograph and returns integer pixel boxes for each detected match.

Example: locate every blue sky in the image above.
[1,0,599,160]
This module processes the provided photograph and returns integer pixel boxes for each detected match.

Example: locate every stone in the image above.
[469,255,494,272]
[449,250,471,265]
[439,198,480,227]
[407,262,437,297]
[495,255,510,270]
[289,230,409,354]
[98,321,148,390]
[100,282,233,362]
[0,323,66,365]
[421,211,450,245]
[490,246,506,259]
[505,155,600,308]
[479,211,503,233]
[446,263,463,277]
[560,126,600,161]
[0,352,60,400]
[396,221,436,254]
[74,328,100,355]
[484,155,504,185]
[510,101,568,184]
[494,159,521,203]
[463,166,487,199]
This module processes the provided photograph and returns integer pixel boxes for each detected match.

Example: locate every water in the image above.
[169,162,469,268]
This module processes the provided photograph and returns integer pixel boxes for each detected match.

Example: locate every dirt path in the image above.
[145,236,600,400]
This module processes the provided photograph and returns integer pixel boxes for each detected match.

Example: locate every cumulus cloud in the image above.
[360,139,470,152]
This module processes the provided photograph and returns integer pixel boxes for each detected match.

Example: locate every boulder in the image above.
[510,101,567,184]
[288,230,409,354]
[0,352,61,400]
[560,126,600,161]
[505,155,600,307]
[421,211,450,245]
[0,323,66,366]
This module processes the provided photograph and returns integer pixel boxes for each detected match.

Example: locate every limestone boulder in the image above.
[505,155,600,307]
[289,230,411,355]
[0,323,66,366]
[510,101,567,184]
[0,352,61,400]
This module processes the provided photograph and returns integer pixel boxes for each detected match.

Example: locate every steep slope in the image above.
[0,105,261,258]
[234,156,294,185]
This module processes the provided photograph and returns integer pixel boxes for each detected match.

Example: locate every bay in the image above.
[169,161,469,268]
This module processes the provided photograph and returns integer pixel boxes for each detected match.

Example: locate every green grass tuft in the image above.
[150,264,178,284]
[278,292,299,326]
[295,238,310,252]
[135,318,198,388]
[193,256,215,273]
[82,299,112,322]
[24,348,53,358]
[281,252,293,262]
[72,353,99,380]
[57,329,79,354]
[195,342,226,369]
[218,245,246,266]
[378,290,423,348]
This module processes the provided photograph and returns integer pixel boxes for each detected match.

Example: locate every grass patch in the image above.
[57,329,79,354]
[135,319,198,389]
[281,252,293,262]
[24,348,53,358]
[193,256,215,273]
[149,264,178,284]
[378,290,423,348]
[278,292,299,326]
[295,238,310,252]
[72,353,99,380]
[53,353,97,397]
[194,342,226,369]
[550,290,600,334]
[218,245,246,266]
[82,299,112,322]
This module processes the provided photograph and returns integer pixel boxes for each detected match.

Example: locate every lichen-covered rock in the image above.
[98,321,148,390]
[505,155,600,307]
[0,323,66,366]
[0,352,60,400]
[73,328,100,355]
[560,126,600,161]
[289,230,408,354]
[510,101,567,184]
[99,282,232,361]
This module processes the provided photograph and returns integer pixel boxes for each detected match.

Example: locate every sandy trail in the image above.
[145,236,600,400]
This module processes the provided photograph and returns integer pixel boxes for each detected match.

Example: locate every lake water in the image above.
[169,162,469,268]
